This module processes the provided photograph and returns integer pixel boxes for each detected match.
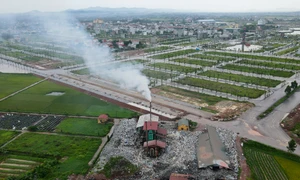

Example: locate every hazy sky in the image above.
[1,0,299,13]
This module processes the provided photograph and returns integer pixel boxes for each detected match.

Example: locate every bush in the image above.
[28,126,38,132]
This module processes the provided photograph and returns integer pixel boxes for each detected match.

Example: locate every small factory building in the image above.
[177,119,189,131]
[196,126,230,169]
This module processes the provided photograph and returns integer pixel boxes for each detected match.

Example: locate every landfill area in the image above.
[93,119,238,180]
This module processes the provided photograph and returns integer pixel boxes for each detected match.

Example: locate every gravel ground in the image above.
[93,119,238,180]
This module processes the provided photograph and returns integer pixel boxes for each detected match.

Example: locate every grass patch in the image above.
[0,80,137,118]
[0,73,41,99]
[149,63,199,73]
[55,118,113,137]
[144,46,172,53]
[189,54,235,62]
[221,64,294,78]
[176,77,265,98]
[276,46,300,56]
[0,130,20,146]
[199,70,281,87]
[3,133,101,179]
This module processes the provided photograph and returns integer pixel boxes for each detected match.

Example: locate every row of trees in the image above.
[284,80,298,95]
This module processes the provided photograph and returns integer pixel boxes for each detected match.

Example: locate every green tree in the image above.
[291,80,298,89]
[285,85,292,95]
[287,139,297,152]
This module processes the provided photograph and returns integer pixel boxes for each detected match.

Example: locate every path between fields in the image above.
[0,78,48,102]
[236,136,251,180]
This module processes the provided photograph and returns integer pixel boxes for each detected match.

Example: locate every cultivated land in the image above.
[171,58,218,67]
[150,49,197,59]
[144,46,172,53]
[3,133,101,179]
[238,59,300,71]
[221,64,295,78]
[149,63,199,73]
[188,54,235,61]
[0,130,20,146]
[176,77,265,98]
[243,140,300,180]
[142,69,177,80]
[0,80,136,118]
[55,118,113,137]
[0,73,41,99]
[199,70,282,87]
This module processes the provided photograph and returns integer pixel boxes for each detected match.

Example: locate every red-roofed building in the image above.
[98,114,108,123]
[169,173,195,180]
[143,121,158,131]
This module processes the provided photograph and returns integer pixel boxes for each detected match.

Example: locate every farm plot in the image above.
[0,73,41,99]
[243,140,300,180]
[149,63,200,73]
[35,116,65,132]
[150,49,197,59]
[142,69,177,80]
[205,51,300,65]
[0,114,42,130]
[0,130,20,146]
[221,64,295,78]
[55,118,113,137]
[189,54,235,62]
[0,81,137,118]
[238,59,300,71]
[0,47,50,62]
[171,58,217,67]
[0,155,42,179]
[199,71,281,87]
[276,46,300,56]
[243,148,288,180]
[144,46,172,53]
[3,133,102,179]
[176,77,265,98]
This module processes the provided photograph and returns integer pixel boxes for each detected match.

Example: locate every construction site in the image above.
[92,108,239,180]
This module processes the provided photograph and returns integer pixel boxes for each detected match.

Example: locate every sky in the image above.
[0,0,299,13]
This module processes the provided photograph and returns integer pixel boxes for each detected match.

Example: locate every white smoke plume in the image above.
[41,13,152,101]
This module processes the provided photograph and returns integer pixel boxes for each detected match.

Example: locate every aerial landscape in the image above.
[1,0,300,179]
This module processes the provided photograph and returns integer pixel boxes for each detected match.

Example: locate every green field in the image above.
[177,77,265,98]
[0,80,137,118]
[243,140,300,180]
[149,63,199,73]
[150,49,197,59]
[0,73,42,99]
[189,54,235,62]
[71,68,91,75]
[4,133,101,179]
[221,64,295,78]
[171,58,217,67]
[0,130,20,146]
[142,69,177,80]
[276,46,300,56]
[199,71,281,87]
[239,59,300,71]
[144,46,172,53]
[55,118,113,137]
[205,51,300,65]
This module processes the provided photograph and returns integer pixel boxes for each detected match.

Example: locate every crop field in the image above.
[160,39,189,45]
[149,63,200,73]
[144,46,172,53]
[199,71,281,87]
[177,77,265,98]
[55,118,113,137]
[205,51,300,65]
[0,73,41,99]
[0,114,42,130]
[142,69,177,80]
[0,155,42,179]
[3,133,102,179]
[71,68,91,75]
[171,58,217,67]
[0,47,50,62]
[150,49,197,59]
[238,59,300,71]
[243,140,300,180]
[276,46,300,56]
[0,130,20,146]
[0,80,137,118]
[256,43,285,52]
[189,54,235,62]
[35,116,65,132]
[221,64,295,78]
